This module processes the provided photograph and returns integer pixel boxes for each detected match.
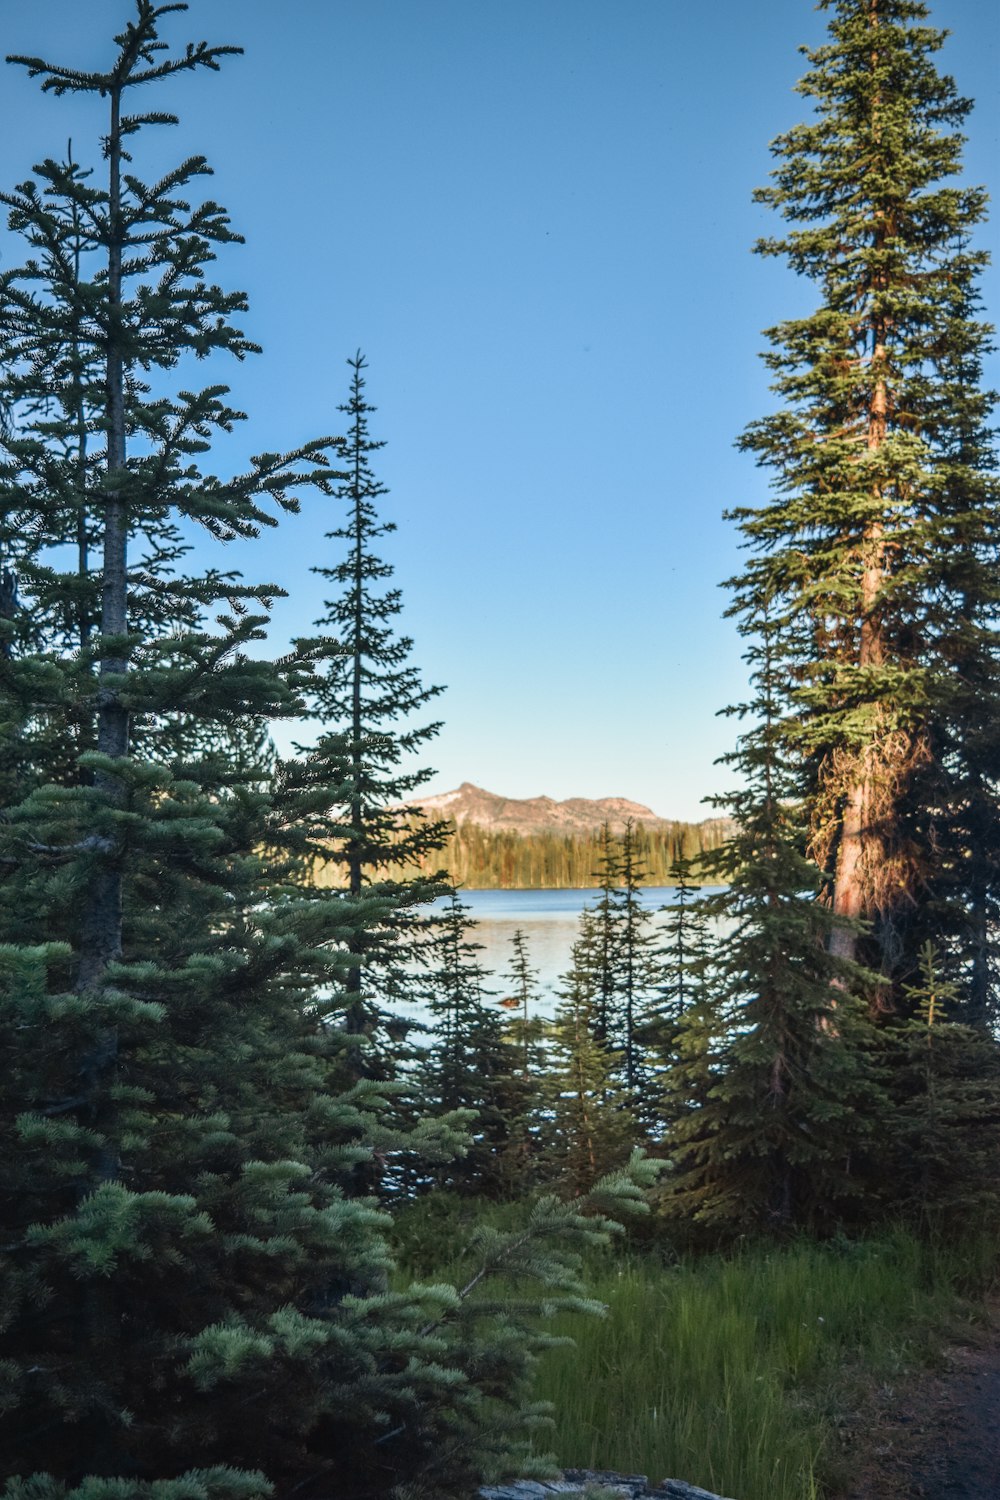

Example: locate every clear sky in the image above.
[1,1,997,820]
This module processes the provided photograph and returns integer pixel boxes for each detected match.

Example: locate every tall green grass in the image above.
[534,1232,993,1500]
[392,1197,996,1500]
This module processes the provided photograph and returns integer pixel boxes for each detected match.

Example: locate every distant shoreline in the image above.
[452,882,725,893]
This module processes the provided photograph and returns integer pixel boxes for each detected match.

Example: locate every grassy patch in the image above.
[534,1232,994,1500]
[392,1197,997,1499]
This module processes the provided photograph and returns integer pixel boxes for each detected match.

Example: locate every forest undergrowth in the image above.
[396,1198,1000,1500]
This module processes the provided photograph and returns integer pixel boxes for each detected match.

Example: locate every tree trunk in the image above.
[78,82,128,996]
[344,409,367,1052]
[827,20,892,964]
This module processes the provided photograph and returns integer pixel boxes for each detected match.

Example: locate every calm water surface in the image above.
[440,886,687,1011]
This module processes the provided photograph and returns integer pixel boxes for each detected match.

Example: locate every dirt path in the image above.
[840,1309,1000,1499]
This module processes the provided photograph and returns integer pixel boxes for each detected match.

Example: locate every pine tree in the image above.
[500,927,544,1077]
[733,0,999,997]
[614,820,659,1095]
[294,352,448,1062]
[0,15,664,1498]
[0,9,611,1498]
[877,942,1000,1229]
[543,914,638,1193]
[0,5,405,1490]
[589,823,621,1045]
[664,615,881,1237]
[491,927,550,1190]
[416,892,517,1195]
[585,822,658,1097]
[644,855,713,1130]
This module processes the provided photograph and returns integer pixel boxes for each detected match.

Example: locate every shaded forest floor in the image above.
[836,1299,1000,1499]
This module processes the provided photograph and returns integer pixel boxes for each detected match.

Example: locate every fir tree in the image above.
[0,10,656,1498]
[877,942,1000,1229]
[500,926,545,1077]
[664,615,881,1237]
[543,913,638,1193]
[493,927,550,1191]
[614,820,659,1095]
[586,822,658,1097]
[294,352,448,1062]
[416,892,517,1195]
[0,5,399,1490]
[733,0,999,996]
[644,855,713,1130]
[589,823,621,1045]
[0,16,663,1498]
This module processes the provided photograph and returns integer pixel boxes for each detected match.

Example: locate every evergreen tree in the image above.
[614,820,659,1095]
[664,615,881,1237]
[416,892,517,1195]
[500,926,545,1077]
[877,942,1000,1229]
[0,4,395,1490]
[586,822,658,1096]
[294,352,448,1061]
[493,927,550,1190]
[733,0,999,998]
[543,914,638,1194]
[644,856,713,1129]
[0,10,659,1498]
[589,823,621,1045]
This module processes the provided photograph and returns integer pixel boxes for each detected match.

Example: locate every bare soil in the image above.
[836,1304,1000,1499]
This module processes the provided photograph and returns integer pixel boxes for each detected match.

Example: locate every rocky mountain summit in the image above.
[415,783,686,837]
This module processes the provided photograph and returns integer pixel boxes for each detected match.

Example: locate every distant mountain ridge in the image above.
[414,782,711,837]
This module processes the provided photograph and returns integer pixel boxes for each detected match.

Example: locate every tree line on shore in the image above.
[1,4,999,1500]
[314,815,734,890]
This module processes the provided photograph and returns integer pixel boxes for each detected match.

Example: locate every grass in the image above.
[534,1231,995,1500]
[392,1196,998,1500]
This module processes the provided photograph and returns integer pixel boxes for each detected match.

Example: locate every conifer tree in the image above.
[656,857,707,1038]
[295,353,448,1060]
[586,822,658,1096]
[500,926,545,1077]
[0,6,413,1490]
[734,0,999,996]
[543,914,638,1193]
[664,616,881,1237]
[491,927,550,1190]
[644,856,713,1130]
[589,823,621,1045]
[416,892,517,1194]
[877,942,1000,1228]
[0,10,661,1498]
[614,820,658,1094]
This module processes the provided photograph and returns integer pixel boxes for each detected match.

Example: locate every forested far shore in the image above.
[311,815,734,889]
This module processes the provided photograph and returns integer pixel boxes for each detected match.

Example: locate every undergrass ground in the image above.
[535,1232,997,1500]
[395,1198,998,1500]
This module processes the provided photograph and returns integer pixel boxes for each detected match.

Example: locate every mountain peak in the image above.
[414,783,673,836]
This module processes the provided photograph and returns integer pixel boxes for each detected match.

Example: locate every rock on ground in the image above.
[480,1471,735,1500]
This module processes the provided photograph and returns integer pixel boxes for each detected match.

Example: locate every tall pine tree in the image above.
[294,353,448,1063]
[734,0,999,1000]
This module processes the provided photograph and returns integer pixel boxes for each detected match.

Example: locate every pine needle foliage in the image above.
[0,9,659,1500]
[732,0,1000,996]
[293,352,449,1060]
[414,893,521,1196]
[543,915,640,1195]
[875,942,1000,1230]
[663,616,882,1239]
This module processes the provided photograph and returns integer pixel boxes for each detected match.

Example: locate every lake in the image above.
[443,886,686,1012]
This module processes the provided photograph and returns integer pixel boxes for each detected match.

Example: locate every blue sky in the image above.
[1,1,997,820]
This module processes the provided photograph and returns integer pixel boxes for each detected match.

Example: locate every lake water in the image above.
[444,887,685,1013]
